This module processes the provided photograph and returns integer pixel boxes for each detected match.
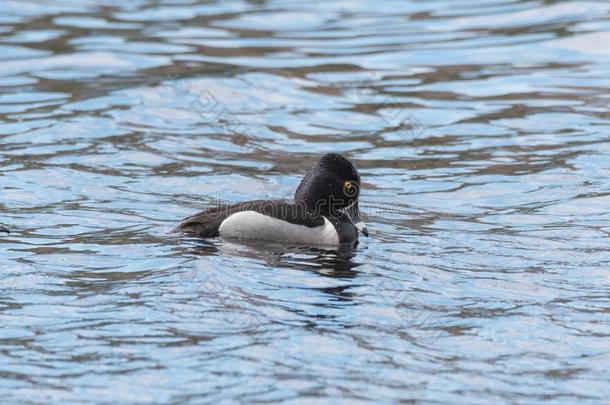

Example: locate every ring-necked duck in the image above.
[176,153,368,246]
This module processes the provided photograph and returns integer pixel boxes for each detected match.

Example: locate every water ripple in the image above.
[1,0,610,402]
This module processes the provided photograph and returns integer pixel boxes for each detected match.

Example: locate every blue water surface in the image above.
[1,0,610,403]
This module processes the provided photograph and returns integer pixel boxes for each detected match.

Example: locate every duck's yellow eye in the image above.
[343,180,357,197]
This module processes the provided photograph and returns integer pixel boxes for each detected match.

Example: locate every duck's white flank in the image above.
[218,211,340,245]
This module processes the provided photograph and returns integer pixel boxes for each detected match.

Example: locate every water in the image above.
[1,0,610,402]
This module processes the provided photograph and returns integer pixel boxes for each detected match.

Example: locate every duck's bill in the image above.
[354,220,369,237]
[343,202,369,237]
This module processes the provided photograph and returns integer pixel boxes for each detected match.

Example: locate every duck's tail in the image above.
[175,203,241,238]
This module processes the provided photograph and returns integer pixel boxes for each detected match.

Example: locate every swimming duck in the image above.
[176,153,368,246]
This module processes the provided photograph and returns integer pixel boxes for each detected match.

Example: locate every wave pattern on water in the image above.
[1,0,610,402]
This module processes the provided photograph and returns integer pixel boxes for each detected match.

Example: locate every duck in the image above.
[176,153,368,246]
[0,225,8,233]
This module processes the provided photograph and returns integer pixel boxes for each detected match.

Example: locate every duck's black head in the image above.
[295,153,368,236]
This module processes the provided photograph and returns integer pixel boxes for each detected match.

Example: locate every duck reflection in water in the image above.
[178,237,363,302]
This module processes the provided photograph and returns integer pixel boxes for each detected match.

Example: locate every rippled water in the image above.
[1,0,610,402]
